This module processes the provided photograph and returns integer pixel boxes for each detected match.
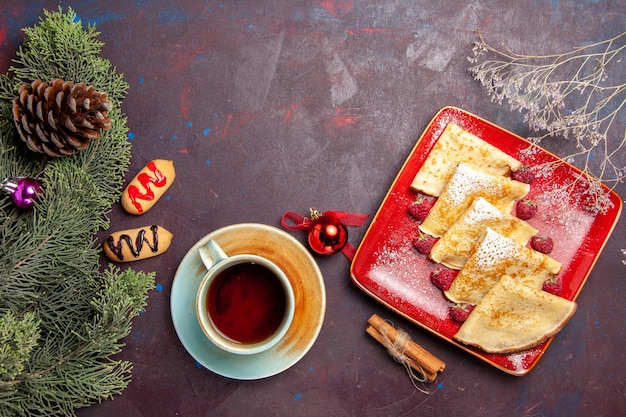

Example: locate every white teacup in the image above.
[196,239,295,355]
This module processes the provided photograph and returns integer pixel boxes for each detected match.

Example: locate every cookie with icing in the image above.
[104,225,173,262]
[121,159,175,215]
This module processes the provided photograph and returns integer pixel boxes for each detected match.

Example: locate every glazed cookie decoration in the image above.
[104,225,173,262]
[121,159,175,215]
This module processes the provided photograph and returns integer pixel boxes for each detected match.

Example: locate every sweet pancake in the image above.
[444,228,561,305]
[419,163,529,238]
[429,197,537,270]
[410,122,522,197]
[454,275,577,354]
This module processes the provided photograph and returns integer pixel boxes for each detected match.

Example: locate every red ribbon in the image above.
[280,210,370,260]
[280,211,313,231]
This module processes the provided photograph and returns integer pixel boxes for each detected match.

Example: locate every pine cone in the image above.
[12,79,113,156]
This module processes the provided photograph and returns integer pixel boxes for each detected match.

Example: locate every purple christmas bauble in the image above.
[2,177,42,209]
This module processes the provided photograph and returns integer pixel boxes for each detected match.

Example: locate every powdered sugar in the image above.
[369,242,450,321]
[527,184,596,273]
[472,228,517,268]
[445,163,497,206]
[464,197,505,224]
[507,352,529,372]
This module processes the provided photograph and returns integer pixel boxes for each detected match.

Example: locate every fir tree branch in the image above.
[0,7,154,416]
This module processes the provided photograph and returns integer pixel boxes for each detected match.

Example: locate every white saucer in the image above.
[171,223,326,380]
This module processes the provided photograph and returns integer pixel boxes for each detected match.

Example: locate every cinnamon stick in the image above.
[366,314,445,382]
[366,325,439,382]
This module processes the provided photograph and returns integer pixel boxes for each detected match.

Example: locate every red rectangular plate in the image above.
[350,106,622,375]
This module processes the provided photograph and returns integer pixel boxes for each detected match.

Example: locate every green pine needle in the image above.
[0,7,154,416]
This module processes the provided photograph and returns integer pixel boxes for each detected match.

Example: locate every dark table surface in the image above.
[2,1,625,416]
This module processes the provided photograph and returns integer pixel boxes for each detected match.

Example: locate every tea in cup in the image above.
[196,239,295,355]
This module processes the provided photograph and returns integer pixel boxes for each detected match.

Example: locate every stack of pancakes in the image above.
[410,122,576,354]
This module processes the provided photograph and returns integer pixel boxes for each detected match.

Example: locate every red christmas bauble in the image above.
[307,210,348,255]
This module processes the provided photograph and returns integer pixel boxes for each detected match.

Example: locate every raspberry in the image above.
[408,195,435,221]
[413,231,438,254]
[531,235,554,254]
[430,267,457,291]
[511,166,535,184]
[449,303,475,322]
[543,275,563,296]
[516,199,538,220]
